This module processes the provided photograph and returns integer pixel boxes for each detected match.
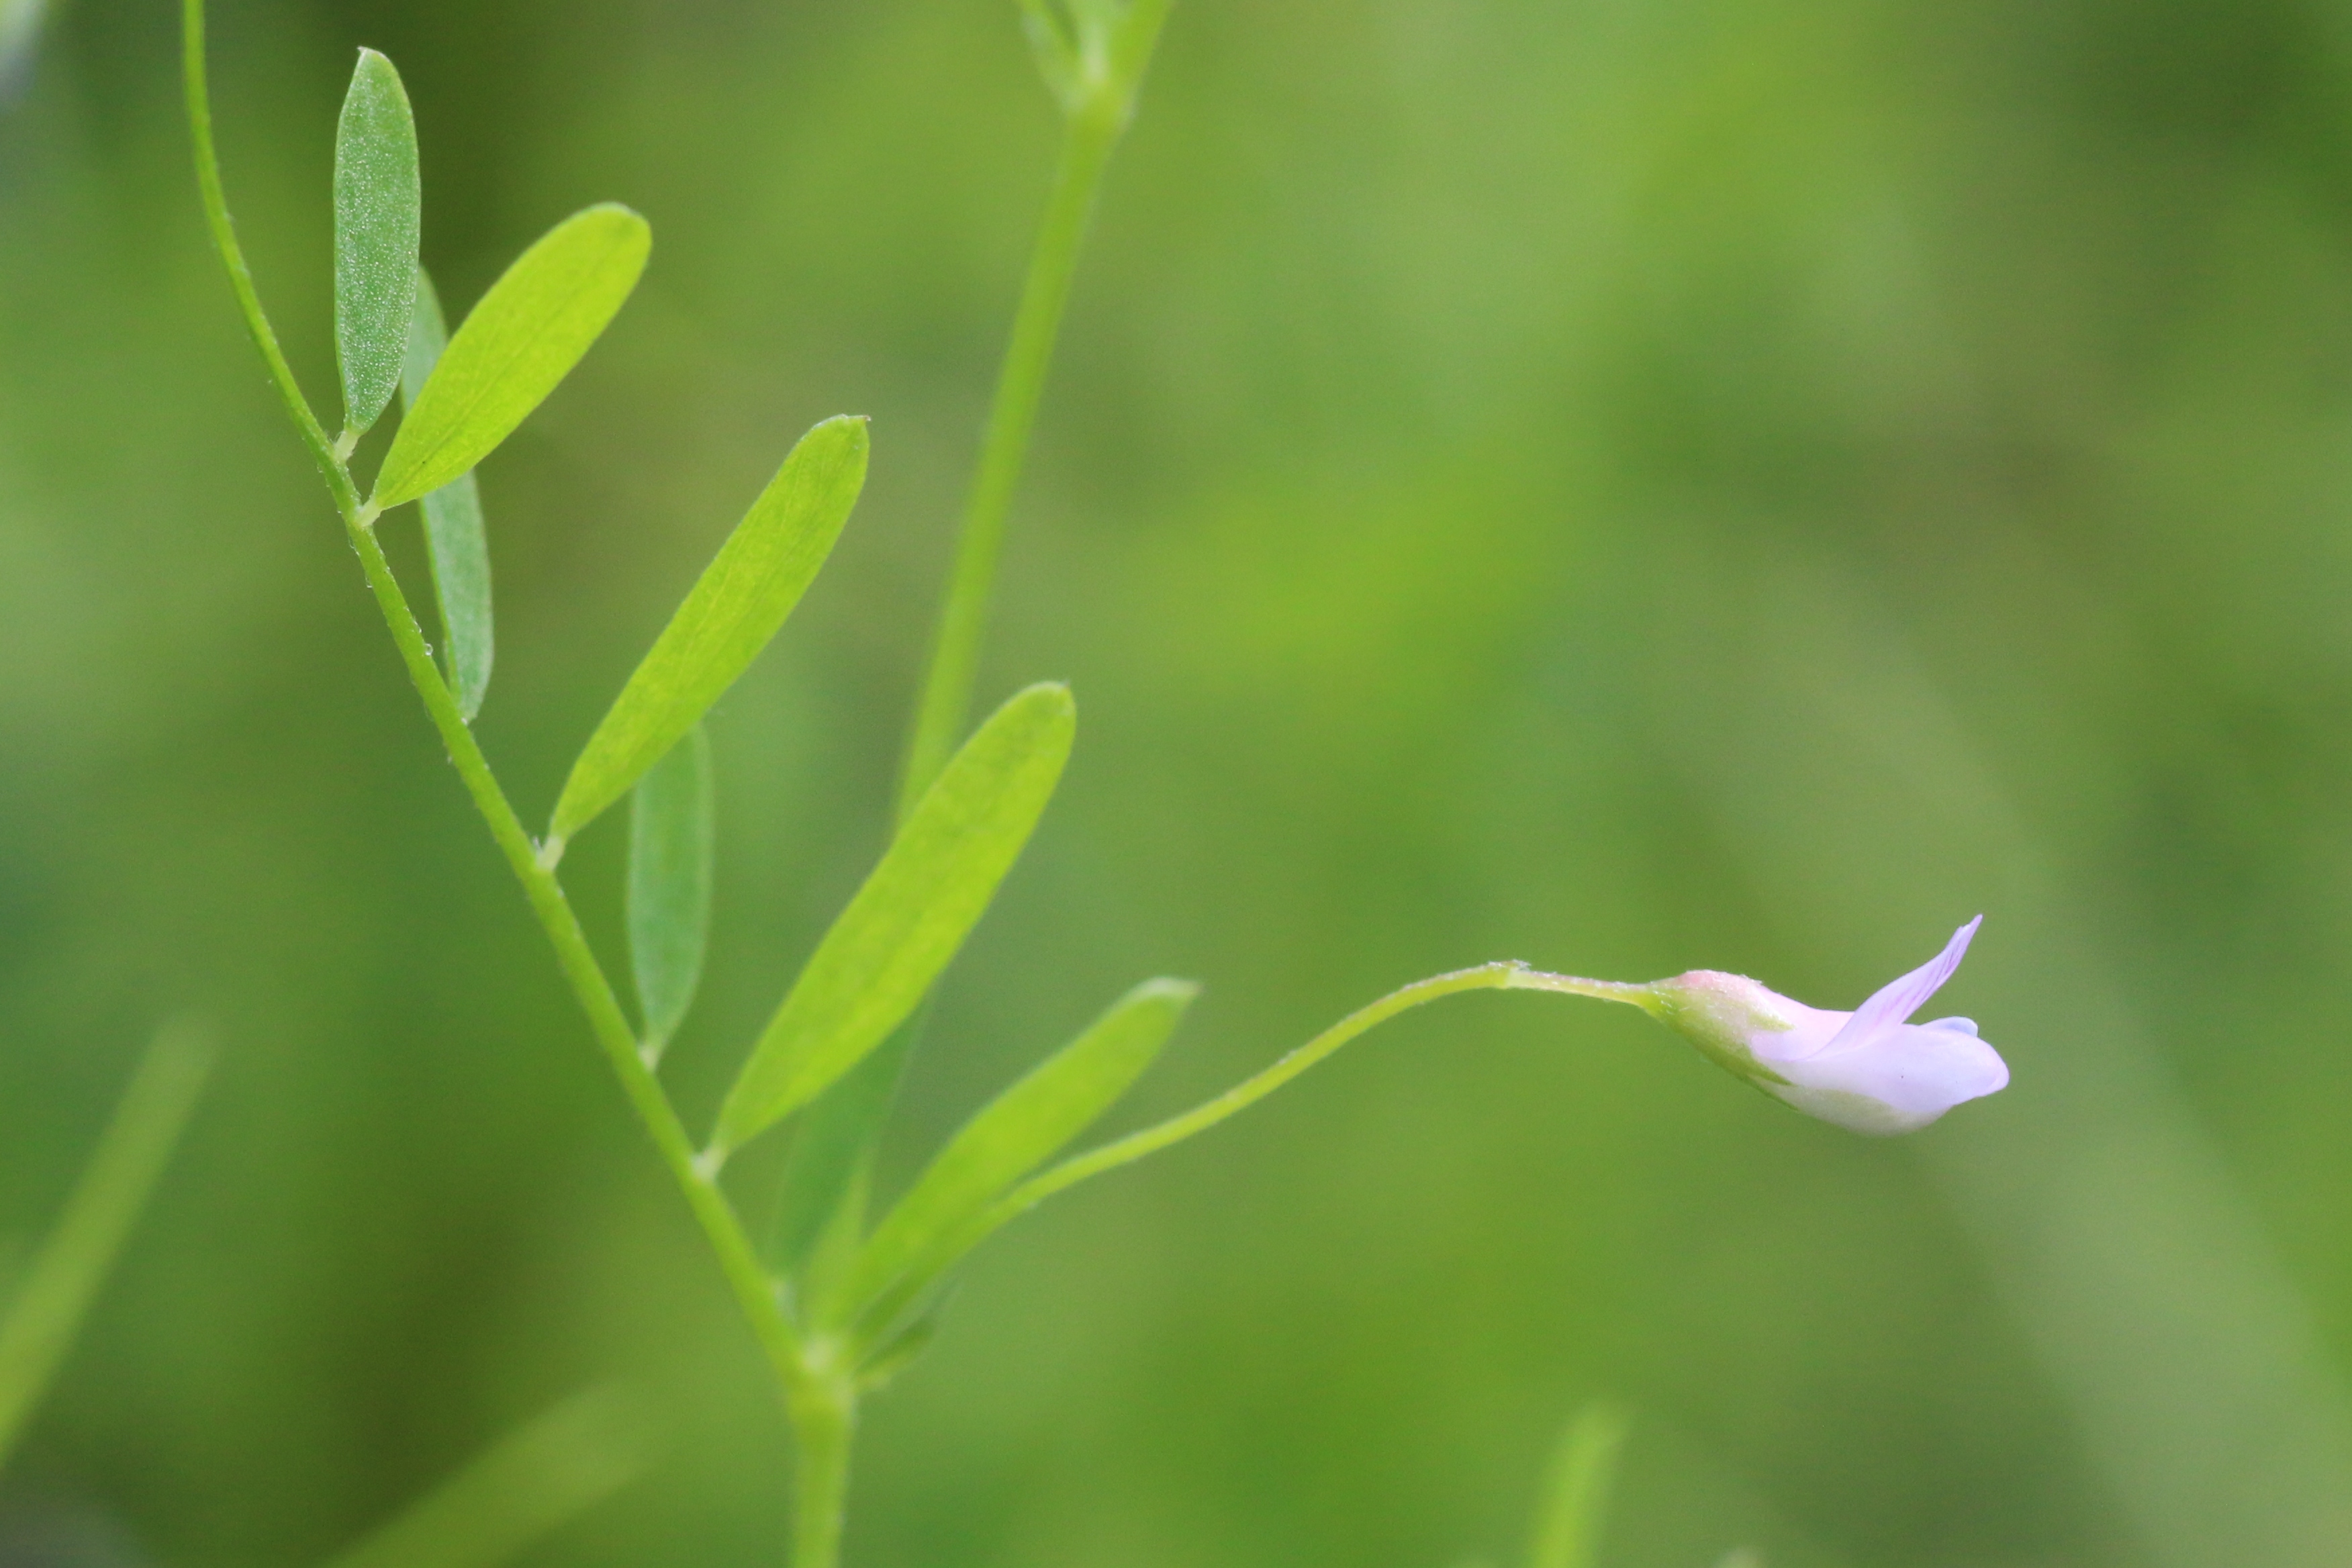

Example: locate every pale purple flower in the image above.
[1518,917,2009,1134]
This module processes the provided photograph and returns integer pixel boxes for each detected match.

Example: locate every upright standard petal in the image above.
[1818,915,1981,1056]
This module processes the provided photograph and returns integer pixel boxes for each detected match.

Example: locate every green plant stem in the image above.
[788,1376,856,1568]
[996,964,1646,1216]
[849,963,1646,1354]
[895,98,1126,821]
[339,517,817,1398]
[0,1026,212,1471]
[180,0,355,512]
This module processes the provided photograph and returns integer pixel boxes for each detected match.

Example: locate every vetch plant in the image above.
[180,1,2009,1563]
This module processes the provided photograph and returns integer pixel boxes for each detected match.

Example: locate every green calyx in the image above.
[1638,972,1796,1091]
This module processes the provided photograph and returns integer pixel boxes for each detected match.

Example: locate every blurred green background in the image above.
[7,0,2352,1563]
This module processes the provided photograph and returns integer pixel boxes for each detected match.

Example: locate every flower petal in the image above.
[1769,1021,2009,1135]
[1820,916,1981,1055]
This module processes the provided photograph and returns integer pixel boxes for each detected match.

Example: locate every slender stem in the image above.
[339,518,817,1401]
[0,1026,212,1471]
[181,0,355,513]
[894,99,1125,821]
[849,964,1652,1354]
[1002,964,1651,1213]
[788,1377,856,1568]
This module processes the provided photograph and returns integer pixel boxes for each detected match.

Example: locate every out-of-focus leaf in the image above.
[0,0,50,103]
[1528,1404,1627,1568]
[332,49,420,436]
[782,1157,869,1332]
[372,204,648,511]
[627,725,714,1057]
[846,977,1194,1314]
[855,1297,945,1393]
[0,1025,212,1471]
[322,1385,648,1568]
[547,415,867,845]
[711,683,1076,1158]
[769,1022,916,1281]
[399,269,493,720]
[1016,0,1078,105]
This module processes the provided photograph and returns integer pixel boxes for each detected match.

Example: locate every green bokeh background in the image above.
[6,1,2352,1564]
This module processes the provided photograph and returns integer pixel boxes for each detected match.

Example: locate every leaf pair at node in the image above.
[590,412,873,1067]
[332,48,647,722]
[1017,0,1170,121]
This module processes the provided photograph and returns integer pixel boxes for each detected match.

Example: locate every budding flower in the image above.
[1515,918,2008,1134]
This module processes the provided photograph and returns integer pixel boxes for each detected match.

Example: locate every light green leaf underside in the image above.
[547,414,867,844]
[712,683,1076,1156]
[373,203,649,511]
[400,269,493,720]
[627,725,714,1055]
[846,977,1195,1318]
[332,48,420,436]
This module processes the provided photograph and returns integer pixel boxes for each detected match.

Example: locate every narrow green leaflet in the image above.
[1529,1404,1628,1568]
[401,269,493,720]
[846,978,1194,1314]
[372,204,649,511]
[547,415,867,845]
[627,725,714,1057]
[332,48,420,436]
[712,683,1076,1157]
